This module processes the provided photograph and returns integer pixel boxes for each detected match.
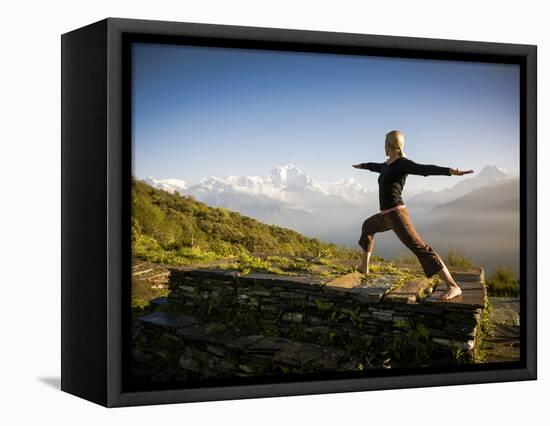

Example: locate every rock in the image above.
[350,287,390,303]
[489,297,520,326]
[309,348,347,370]
[137,312,197,329]
[282,312,303,323]
[449,266,485,283]
[432,338,475,351]
[325,272,364,290]
[225,335,265,352]
[238,364,254,374]
[308,316,324,326]
[175,324,211,341]
[206,344,226,357]
[384,277,433,303]
[245,336,292,355]
[238,272,325,288]
[425,282,487,309]
[369,309,394,322]
[179,355,200,372]
[149,296,169,305]
[273,342,324,367]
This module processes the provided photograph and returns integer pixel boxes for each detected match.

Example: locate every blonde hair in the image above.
[385,130,407,157]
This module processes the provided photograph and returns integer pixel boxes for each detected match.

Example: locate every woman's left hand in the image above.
[451,168,474,176]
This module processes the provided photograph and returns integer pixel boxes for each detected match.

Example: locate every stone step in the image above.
[172,268,326,288]
[384,277,434,303]
[325,271,364,289]
[325,272,397,303]
[137,311,197,329]
[449,266,485,283]
[424,281,487,309]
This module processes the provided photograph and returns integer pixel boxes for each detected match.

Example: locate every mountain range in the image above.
[141,163,519,275]
[143,162,514,220]
[145,164,374,207]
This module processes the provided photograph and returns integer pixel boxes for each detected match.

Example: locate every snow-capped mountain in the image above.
[194,164,370,213]
[319,178,373,204]
[158,164,373,209]
[187,165,326,207]
[270,164,325,191]
[141,164,376,238]
[143,177,187,194]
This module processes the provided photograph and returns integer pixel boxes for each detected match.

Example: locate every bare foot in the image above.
[438,284,462,301]
[357,266,369,274]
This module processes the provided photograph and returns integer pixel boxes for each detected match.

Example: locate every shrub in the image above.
[393,253,420,266]
[486,265,519,297]
[444,244,474,268]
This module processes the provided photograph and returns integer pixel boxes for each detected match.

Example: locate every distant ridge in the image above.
[406,165,512,213]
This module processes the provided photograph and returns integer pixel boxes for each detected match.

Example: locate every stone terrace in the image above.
[131,265,487,383]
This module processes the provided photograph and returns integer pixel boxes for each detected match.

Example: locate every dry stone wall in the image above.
[131,266,487,383]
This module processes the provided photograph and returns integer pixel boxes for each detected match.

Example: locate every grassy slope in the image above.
[132,178,361,268]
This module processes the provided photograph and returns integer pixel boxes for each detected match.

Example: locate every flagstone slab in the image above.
[245,336,293,355]
[451,281,485,291]
[325,272,399,302]
[424,282,487,309]
[273,342,324,366]
[137,312,197,329]
[384,277,434,303]
[449,266,485,282]
[224,335,266,352]
[325,272,364,289]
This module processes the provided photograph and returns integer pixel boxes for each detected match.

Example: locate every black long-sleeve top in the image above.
[359,157,453,210]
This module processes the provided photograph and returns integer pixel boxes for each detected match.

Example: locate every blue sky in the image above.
[132,42,519,192]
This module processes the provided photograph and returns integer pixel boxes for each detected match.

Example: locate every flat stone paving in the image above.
[384,277,434,303]
[425,280,487,309]
[325,272,398,303]
[482,296,520,362]
[172,266,487,310]
[136,311,345,371]
[174,268,327,287]
[137,311,197,329]
[450,267,485,283]
[324,271,364,289]
[489,297,520,326]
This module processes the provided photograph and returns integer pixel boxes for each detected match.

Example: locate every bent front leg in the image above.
[358,213,390,273]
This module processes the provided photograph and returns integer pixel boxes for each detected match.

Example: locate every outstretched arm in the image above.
[402,159,473,177]
[352,162,385,173]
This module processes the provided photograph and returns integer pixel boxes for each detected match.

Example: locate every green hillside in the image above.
[132,178,360,268]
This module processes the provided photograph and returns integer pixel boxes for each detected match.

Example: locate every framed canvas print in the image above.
[61,17,537,407]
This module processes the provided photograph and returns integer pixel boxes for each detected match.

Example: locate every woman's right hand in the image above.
[352,164,364,169]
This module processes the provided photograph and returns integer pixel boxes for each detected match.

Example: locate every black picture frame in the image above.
[61,17,537,407]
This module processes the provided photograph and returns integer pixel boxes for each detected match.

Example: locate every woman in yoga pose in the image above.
[352,130,474,301]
